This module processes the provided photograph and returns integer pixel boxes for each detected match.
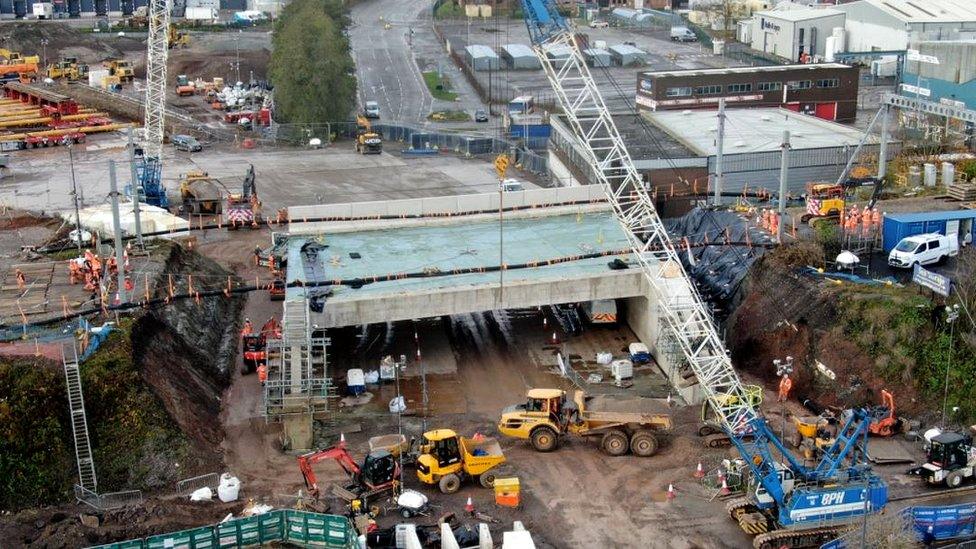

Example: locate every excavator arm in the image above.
[297,441,361,496]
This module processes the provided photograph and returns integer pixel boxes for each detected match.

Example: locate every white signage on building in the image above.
[906,49,940,65]
[636,95,658,110]
[901,83,931,97]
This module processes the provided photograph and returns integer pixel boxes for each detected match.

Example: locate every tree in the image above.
[270,0,356,124]
[698,0,738,39]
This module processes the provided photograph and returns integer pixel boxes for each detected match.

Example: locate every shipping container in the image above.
[882,210,976,253]
[510,124,551,139]
[184,6,216,20]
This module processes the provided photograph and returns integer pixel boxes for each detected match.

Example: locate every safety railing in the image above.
[75,485,144,511]
[176,472,221,497]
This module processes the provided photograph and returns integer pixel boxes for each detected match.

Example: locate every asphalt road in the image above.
[349,0,437,125]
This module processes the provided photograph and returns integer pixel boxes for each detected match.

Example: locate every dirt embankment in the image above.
[2,22,145,66]
[132,243,243,450]
[727,243,931,416]
[0,243,243,546]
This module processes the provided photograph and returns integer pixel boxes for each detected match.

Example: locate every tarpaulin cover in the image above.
[664,208,774,309]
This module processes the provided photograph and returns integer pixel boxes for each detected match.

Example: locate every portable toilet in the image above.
[347,368,366,396]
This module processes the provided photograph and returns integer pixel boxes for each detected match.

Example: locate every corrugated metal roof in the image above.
[755,6,843,22]
[609,44,645,55]
[465,45,499,59]
[500,43,535,59]
[885,210,976,223]
[839,0,976,23]
[583,48,611,57]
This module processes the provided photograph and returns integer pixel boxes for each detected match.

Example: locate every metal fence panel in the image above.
[176,473,221,497]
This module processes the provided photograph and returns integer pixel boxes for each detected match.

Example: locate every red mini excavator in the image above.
[297,440,400,502]
[868,389,902,437]
[241,317,282,374]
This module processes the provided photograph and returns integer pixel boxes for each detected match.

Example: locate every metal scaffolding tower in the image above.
[62,341,97,495]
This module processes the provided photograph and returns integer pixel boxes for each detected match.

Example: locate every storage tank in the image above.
[942,162,955,186]
[831,27,846,52]
[924,163,937,187]
[13,0,26,18]
[824,36,836,62]
[68,0,81,16]
[908,165,922,187]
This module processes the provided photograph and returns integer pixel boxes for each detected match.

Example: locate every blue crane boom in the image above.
[516,1,886,546]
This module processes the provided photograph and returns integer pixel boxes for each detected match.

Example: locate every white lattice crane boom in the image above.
[143,0,169,159]
[520,2,755,434]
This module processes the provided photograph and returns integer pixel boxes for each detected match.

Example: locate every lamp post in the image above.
[942,304,960,427]
[40,38,49,68]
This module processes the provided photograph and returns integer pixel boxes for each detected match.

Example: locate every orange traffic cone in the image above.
[465,496,475,515]
[719,476,730,495]
[694,462,705,479]
[550,331,559,344]
[340,432,346,443]
[666,483,676,501]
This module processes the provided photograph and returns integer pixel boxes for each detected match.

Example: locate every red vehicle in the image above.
[241,317,281,374]
[297,440,400,502]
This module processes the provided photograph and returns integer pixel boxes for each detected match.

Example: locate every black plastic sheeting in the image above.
[665,208,775,315]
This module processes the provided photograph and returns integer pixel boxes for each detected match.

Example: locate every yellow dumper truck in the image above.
[416,429,506,494]
[498,388,672,457]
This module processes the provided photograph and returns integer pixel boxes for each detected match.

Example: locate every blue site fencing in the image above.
[821,502,976,548]
[88,510,359,549]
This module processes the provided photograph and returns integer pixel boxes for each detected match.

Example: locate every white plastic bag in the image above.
[596,352,613,365]
[364,370,380,384]
[389,396,406,414]
[189,486,212,502]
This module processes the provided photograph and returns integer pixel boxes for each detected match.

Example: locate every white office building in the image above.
[836,0,976,52]
[750,5,845,62]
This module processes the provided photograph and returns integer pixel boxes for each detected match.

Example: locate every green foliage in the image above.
[270,0,356,124]
[428,110,470,121]
[422,71,458,101]
[0,359,74,509]
[0,323,187,510]
[434,1,464,18]
[960,159,976,181]
[832,285,976,423]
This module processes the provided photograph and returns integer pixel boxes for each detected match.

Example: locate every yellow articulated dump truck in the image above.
[498,388,672,457]
[415,429,506,494]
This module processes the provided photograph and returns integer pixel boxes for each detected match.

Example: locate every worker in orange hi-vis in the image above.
[241,318,253,338]
[68,260,81,285]
[257,363,268,385]
[778,374,793,403]
[15,268,26,290]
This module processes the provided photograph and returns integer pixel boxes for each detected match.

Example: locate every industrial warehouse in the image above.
[1,1,976,549]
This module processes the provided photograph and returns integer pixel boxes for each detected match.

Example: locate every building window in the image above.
[728,83,753,93]
[758,81,782,91]
[798,27,805,46]
[817,78,839,88]
[787,80,812,90]
[666,87,692,97]
[694,85,723,95]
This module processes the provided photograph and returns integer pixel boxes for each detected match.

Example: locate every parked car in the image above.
[364,100,380,119]
[589,20,609,28]
[474,108,489,122]
[501,178,524,192]
[888,233,959,268]
[172,134,202,152]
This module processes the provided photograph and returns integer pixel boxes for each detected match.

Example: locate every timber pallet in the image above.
[947,183,976,202]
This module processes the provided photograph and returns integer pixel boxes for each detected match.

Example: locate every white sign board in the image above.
[901,83,931,97]
[907,50,940,64]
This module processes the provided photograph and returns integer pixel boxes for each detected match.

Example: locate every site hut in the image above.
[465,45,501,72]
[902,40,976,109]
[636,63,860,122]
[543,43,573,69]
[609,44,647,67]
[882,210,976,253]
[836,0,976,52]
[640,107,887,196]
[500,43,542,70]
[584,48,613,68]
[749,5,845,62]
[610,7,656,28]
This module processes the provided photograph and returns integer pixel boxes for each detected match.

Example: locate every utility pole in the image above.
[127,128,144,249]
[68,145,83,252]
[877,104,889,180]
[714,98,725,206]
[777,130,790,244]
[108,161,127,304]
[943,304,960,427]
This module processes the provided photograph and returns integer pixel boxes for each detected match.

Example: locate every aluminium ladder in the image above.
[62,340,97,495]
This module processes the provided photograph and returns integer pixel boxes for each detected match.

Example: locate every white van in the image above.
[670,26,697,42]
[888,233,958,268]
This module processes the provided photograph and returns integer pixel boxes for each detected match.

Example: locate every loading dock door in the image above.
[784,102,800,112]
[814,102,837,120]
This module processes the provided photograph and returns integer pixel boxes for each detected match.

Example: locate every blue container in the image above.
[882,210,976,252]
[510,124,551,139]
